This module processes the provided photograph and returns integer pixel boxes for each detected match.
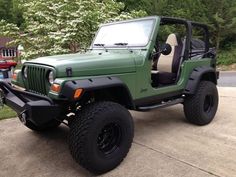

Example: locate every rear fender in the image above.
[184,66,218,95]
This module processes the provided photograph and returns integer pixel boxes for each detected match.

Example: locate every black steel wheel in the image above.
[97,123,122,155]
[69,101,134,175]
[203,95,214,113]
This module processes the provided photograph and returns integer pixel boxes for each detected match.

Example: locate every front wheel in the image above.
[69,101,134,174]
[184,81,219,125]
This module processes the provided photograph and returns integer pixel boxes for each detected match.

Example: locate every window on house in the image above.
[2,49,16,57]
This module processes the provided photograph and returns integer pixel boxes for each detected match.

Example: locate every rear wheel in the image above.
[69,101,134,174]
[184,81,218,125]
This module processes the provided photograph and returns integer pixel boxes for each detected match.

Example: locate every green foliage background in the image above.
[0,0,146,59]
[0,0,235,63]
[118,0,236,65]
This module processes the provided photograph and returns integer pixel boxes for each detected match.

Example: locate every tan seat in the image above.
[157,34,179,72]
[155,34,183,85]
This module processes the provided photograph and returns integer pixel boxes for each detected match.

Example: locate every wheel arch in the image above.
[60,77,135,109]
[184,66,218,95]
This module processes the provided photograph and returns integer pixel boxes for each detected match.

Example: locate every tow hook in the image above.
[19,112,27,125]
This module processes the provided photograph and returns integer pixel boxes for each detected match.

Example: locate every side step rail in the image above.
[137,98,184,111]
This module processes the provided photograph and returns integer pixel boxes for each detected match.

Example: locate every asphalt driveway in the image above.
[0,87,236,177]
[218,71,236,87]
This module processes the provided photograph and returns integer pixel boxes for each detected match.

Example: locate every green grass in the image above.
[217,48,236,65]
[0,106,16,120]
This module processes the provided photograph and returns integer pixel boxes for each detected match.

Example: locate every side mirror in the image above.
[160,43,172,55]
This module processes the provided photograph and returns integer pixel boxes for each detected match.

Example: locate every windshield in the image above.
[92,19,155,48]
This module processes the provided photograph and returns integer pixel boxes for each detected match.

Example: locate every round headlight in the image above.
[23,66,28,78]
[48,71,54,84]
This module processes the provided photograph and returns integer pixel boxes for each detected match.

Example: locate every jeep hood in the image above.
[25,50,138,77]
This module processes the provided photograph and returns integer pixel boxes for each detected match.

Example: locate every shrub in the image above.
[217,49,236,65]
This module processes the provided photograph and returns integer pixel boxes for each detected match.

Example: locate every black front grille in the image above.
[27,66,48,95]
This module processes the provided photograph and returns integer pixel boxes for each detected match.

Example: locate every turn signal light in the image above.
[74,88,83,99]
[12,73,17,80]
[12,70,21,80]
[51,84,61,93]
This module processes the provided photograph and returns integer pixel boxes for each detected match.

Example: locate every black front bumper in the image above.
[0,81,60,126]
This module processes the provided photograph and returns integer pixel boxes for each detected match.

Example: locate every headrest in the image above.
[166,33,178,46]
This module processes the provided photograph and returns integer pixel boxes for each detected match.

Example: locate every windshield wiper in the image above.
[114,42,128,46]
[94,43,105,47]
[94,43,108,52]
[114,42,133,53]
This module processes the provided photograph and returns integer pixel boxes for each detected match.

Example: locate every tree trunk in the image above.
[216,30,221,51]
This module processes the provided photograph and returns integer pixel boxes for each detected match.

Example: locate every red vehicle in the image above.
[0,60,17,70]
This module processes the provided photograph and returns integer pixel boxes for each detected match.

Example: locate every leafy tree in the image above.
[1,0,235,57]
[12,0,24,27]
[202,0,236,50]
[120,0,236,51]
[0,0,146,59]
[0,20,19,39]
[0,0,13,22]
[0,0,23,27]
[117,0,151,12]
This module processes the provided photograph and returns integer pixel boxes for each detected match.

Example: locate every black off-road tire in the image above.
[184,81,219,125]
[68,101,134,175]
[23,119,61,131]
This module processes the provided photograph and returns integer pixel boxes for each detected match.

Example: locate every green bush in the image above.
[217,49,236,65]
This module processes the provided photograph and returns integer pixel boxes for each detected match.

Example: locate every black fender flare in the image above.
[184,66,218,95]
[60,77,135,109]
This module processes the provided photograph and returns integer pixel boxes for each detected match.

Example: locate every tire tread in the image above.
[69,101,133,174]
[184,81,218,125]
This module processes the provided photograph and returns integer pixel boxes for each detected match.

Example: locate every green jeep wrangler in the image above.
[0,16,219,174]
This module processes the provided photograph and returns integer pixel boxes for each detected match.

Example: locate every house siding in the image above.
[0,37,19,60]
